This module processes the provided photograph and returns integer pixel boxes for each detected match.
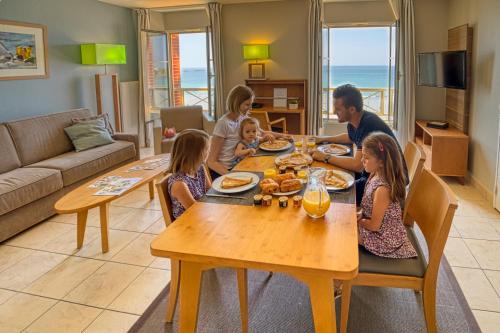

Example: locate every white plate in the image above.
[272,188,302,196]
[275,153,313,168]
[318,144,351,156]
[259,141,292,152]
[325,170,355,191]
[212,172,259,193]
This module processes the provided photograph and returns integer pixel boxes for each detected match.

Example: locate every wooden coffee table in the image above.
[55,154,170,253]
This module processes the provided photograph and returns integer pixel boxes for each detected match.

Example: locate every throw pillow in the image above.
[163,127,176,138]
[64,118,115,152]
[72,113,114,135]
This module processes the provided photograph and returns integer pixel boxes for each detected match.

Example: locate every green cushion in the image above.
[64,118,114,152]
[359,226,427,278]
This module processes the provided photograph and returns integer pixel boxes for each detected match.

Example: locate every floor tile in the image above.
[112,190,161,210]
[110,208,162,233]
[143,217,167,234]
[111,233,157,266]
[0,245,34,273]
[5,222,73,250]
[149,257,171,270]
[0,251,68,291]
[448,224,460,238]
[472,310,500,333]
[24,301,102,333]
[44,226,101,255]
[475,201,500,219]
[108,267,170,315]
[444,237,479,268]
[465,239,500,270]
[484,270,500,298]
[0,293,56,332]
[453,216,500,240]
[24,257,104,299]
[452,267,500,312]
[64,262,143,308]
[84,310,139,333]
[0,289,16,305]
[75,229,139,260]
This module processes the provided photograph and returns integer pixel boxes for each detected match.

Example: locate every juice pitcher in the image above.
[303,168,331,219]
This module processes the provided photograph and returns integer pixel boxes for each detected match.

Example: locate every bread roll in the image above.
[274,172,295,185]
[280,179,302,192]
[260,179,279,194]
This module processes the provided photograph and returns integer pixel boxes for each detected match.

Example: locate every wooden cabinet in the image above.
[414,120,469,181]
[245,79,307,135]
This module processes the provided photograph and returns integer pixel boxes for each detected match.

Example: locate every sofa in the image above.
[0,108,139,242]
[153,105,215,155]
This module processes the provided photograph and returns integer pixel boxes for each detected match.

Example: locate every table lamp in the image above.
[243,44,269,80]
[81,43,127,131]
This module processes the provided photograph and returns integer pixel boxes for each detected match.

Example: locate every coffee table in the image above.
[55,154,170,253]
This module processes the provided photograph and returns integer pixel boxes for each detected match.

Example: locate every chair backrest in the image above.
[403,141,426,224]
[160,105,203,132]
[156,174,175,226]
[249,110,272,131]
[404,168,458,275]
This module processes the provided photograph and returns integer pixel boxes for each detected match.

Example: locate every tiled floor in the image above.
[1,162,499,331]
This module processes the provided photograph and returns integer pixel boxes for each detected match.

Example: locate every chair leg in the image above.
[422,280,437,333]
[165,259,180,323]
[340,280,352,333]
[236,268,249,333]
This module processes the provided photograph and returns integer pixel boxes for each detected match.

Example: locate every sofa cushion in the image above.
[26,141,136,186]
[0,124,21,174]
[64,118,115,152]
[6,108,92,166]
[0,168,63,216]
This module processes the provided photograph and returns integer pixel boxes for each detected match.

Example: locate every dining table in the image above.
[150,139,359,333]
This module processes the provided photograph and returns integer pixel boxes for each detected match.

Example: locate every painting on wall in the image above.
[0,20,49,80]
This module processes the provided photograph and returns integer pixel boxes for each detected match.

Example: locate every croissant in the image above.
[280,179,302,192]
[274,172,295,185]
[260,178,279,194]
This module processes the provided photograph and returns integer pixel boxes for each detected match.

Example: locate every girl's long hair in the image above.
[362,132,406,204]
[226,85,254,115]
[167,129,209,175]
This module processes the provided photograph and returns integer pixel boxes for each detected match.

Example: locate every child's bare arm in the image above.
[235,143,255,157]
[171,181,196,211]
[358,186,391,232]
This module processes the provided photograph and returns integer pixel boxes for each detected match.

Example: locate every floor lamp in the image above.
[81,43,126,132]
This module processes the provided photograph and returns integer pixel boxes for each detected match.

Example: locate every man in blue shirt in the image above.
[311,84,408,204]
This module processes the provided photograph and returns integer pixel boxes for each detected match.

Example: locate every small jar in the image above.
[279,196,289,208]
[262,195,273,206]
[279,165,287,174]
[292,195,303,208]
[253,194,263,205]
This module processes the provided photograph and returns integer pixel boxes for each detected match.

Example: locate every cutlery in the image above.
[206,193,248,200]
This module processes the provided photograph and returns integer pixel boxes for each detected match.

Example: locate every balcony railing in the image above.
[147,86,209,111]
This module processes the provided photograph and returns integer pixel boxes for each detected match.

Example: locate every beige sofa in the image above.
[0,108,139,242]
[153,105,215,154]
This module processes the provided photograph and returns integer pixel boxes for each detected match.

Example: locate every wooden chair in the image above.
[403,141,426,223]
[155,174,249,333]
[340,168,458,333]
[250,110,287,133]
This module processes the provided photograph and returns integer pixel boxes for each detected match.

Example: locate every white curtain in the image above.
[134,9,150,146]
[307,0,323,135]
[207,3,225,120]
[394,0,416,146]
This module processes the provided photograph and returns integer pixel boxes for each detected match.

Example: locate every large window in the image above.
[322,26,396,127]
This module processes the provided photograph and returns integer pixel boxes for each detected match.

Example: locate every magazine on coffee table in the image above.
[127,157,170,172]
[90,176,142,196]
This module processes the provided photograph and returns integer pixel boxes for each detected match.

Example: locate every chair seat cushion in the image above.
[359,226,427,277]
[26,141,136,186]
[0,168,63,216]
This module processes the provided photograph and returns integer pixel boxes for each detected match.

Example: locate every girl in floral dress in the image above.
[358,132,417,258]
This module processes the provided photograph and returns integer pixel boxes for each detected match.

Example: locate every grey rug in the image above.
[129,256,480,333]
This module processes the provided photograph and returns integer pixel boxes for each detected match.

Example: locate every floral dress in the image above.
[359,176,417,258]
[167,166,207,219]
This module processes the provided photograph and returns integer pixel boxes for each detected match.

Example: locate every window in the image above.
[322,26,397,127]
[143,29,216,120]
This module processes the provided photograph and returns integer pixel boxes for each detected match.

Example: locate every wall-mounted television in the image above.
[417,51,467,89]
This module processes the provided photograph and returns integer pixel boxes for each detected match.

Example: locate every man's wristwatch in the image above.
[323,155,330,164]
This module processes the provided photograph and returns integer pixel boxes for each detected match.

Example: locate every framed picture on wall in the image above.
[248,63,266,80]
[0,20,49,80]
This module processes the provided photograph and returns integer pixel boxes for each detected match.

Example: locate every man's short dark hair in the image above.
[333,84,363,113]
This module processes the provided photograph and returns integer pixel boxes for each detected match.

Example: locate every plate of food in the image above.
[259,172,303,196]
[212,172,259,193]
[259,139,292,152]
[318,143,351,156]
[325,170,354,191]
[275,152,313,168]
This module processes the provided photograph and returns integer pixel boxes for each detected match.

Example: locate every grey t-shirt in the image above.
[212,113,246,169]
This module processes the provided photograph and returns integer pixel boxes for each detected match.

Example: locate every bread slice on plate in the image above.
[221,176,252,189]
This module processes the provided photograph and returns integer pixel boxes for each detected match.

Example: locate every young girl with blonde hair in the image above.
[358,132,416,258]
[167,129,211,219]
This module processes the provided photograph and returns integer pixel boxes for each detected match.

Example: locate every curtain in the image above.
[394,0,415,146]
[307,0,323,135]
[134,9,150,146]
[207,3,225,120]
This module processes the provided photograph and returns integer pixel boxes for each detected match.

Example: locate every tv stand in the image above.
[414,120,469,183]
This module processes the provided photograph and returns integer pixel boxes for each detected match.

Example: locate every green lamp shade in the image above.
[243,44,269,60]
[81,44,126,65]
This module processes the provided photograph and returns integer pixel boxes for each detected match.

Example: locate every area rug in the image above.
[130,256,480,333]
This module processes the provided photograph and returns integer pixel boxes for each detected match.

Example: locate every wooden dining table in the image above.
[150,145,359,333]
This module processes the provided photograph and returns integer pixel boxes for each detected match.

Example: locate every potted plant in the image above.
[288,98,299,110]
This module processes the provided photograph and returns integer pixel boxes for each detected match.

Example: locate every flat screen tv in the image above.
[417,51,467,89]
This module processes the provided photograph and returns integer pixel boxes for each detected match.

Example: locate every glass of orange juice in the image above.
[306,137,316,151]
[264,168,277,179]
[294,140,303,152]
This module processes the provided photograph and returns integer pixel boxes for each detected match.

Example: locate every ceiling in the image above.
[98,0,382,10]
